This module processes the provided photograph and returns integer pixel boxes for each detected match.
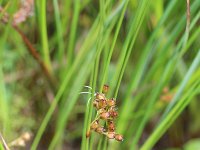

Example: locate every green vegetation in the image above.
[0,0,200,149]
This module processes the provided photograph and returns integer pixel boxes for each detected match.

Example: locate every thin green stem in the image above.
[67,0,80,65]
[81,72,94,150]
[100,0,129,92]
[39,0,52,71]
[53,0,65,60]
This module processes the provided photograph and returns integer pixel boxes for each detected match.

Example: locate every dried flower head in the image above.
[13,0,34,25]
[102,84,109,94]
[100,112,110,120]
[96,93,106,100]
[88,85,123,142]
[107,120,115,132]
[105,132,115,139]
[95,127,106,134]
[90,120,99,130]
[107,98,116,107]
[86,130,91,138]
[115,134,123,141]
[93,100,98,108]
[109,110,118,118]
[0,0,34,25]
[98,99,107,109]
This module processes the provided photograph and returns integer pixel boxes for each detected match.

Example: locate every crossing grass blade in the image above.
[141,61,200,149]
[53,0,65,61]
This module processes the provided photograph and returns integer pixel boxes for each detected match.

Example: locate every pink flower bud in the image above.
[115,134,123,141]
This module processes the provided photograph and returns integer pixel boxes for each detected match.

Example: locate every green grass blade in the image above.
[162,49,200,118]
[61,0,71,32]
[141,79,200,150]
[116,0,179,135]
[100,0,129,92]
[48,50,96,149]
[36,0,52,71]
[53,0,65,61]
[108,0,152,98]
[67,0,80,65]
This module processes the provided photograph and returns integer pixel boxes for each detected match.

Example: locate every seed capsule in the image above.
[95,127,106,134]
[103,85,109,94]
[106,132,115,139]
[90,120,99,130]
[107,120,115,132]
[93,101,98,108]
[107,98,116,107]
[98,108,106,114]
[98,99,107,109]
[96,93,106,100]
[115,134,123,141]
[109,110,118,118]
[86,130,91,138]
[100,112,110,120]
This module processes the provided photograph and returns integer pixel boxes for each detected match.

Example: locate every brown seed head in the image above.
[106,132,115,139]
[107,98,116,107]
[115,134,123,141]
[107,121,115,132]
[98,99,107,109]
[90,120,99,130]
[93,101,98,108]
[86,130,91,138]
[103,85,109,94]
[96,93,106,100]
[109,110,118,118]
[95,127,106,134]
[100,112,110,120]
[98,108,107,114]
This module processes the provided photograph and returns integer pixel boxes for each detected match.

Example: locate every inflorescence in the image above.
[88,85,123,142]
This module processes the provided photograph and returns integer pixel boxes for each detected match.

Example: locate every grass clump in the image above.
[0,0,200,150]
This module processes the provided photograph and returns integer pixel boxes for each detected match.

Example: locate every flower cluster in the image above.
[0,0,34,25]
[89,85,123,141]
[13,0,34,25]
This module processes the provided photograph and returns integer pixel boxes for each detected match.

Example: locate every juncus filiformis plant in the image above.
[88,85,123,141]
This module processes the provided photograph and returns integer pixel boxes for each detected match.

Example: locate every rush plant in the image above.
[88,85,123,141]
[0,0,200,150]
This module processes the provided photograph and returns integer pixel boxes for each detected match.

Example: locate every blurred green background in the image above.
[0,0,200,149]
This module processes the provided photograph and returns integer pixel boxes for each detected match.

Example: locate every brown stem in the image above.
[0,6,57,89]
[186,0,190,31]
[12,25,57,89]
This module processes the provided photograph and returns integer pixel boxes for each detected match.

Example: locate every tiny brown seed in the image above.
[95,127,106,134]
[90,121,99,130]
[103,85,109,94]
[86,130,91,138]
[100,112,110,120]
[98,99,107,109]
[98,108,106,114]
[108,121,115,132]
[106,132,115,139]
[93,101,98,108]
[107,98,116,107]
[96,93,106,100]
[109,110,118,118]
[115,134,123,141]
